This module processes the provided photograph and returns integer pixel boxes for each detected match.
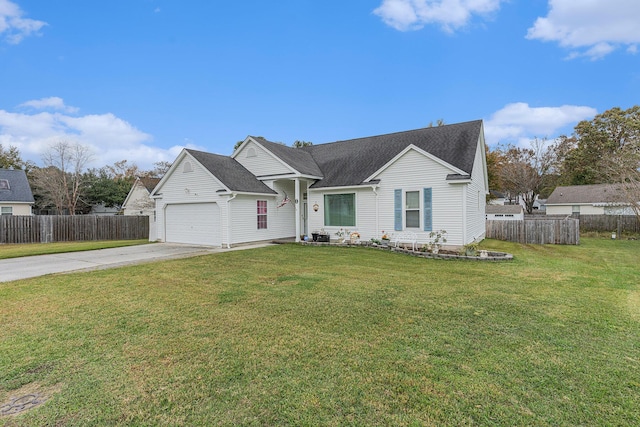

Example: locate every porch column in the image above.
[295,178,301,242]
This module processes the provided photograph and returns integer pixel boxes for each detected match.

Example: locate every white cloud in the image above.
[484,102,597,146]
[373,0,504,32]
[0,0,47,44]
[19,97,79,114]
[0,100,181,170]
[527,0,640,60]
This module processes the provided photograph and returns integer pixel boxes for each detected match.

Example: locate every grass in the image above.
[0,238,639,426]
[0,239,150,260]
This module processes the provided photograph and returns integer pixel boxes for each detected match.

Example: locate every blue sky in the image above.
[1,0,639,170]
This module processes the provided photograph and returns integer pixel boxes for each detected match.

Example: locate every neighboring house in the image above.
[0,168,35,216]
[123,177,161,239]
[486,204,524,220]
[546,184,635,216]
[122,177,161,216]
[488,191,545,211]
[487,190,507,206]
[150,120,489,248]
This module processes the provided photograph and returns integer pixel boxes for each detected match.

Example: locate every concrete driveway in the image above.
[0,242,273,283]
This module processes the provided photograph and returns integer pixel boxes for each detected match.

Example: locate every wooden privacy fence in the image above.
[0,215,149,244]
[578,215,640,234]
[486,218,580,245]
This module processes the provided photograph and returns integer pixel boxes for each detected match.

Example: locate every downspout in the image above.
[226,193,237,248]
[372,185,379,239]
[462,185,467,245]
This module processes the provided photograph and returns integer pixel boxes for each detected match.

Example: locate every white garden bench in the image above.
[392,231,418,251]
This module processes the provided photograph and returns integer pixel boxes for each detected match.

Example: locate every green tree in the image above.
[83,167,134,209]
[485,145,505,201]
[557,106,640,185]
[0,144,32,170]
[292,140,313,148]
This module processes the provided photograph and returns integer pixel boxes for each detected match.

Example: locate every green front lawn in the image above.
[0,240,150,260]
[1,239,638,425]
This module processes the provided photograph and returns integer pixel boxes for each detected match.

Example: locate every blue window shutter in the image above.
[394,189,402,231]
[423,188,432,231]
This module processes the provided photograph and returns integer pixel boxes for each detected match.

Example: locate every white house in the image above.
[150,120,489,248]
[123,177,161,216]
[0,169,34,216]
[123,176,161,239]
[546,184,636,216]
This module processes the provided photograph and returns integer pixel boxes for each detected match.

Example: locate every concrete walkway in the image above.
[0,242,274,283]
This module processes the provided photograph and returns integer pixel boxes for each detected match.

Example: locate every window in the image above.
[405,191,420,228]
[0,179,9,190]
[1,207,12,216]
[324,194,355,227]
[257,200,267,229]
[395,188,432,231]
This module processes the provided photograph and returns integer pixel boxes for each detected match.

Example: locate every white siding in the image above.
[0,203,32,215]
[153,153,227,244]
[307,187,377,241]
[123,182,154,216]
[235,140,291,177]
[376,149,465,246]
[308,148,474,246]
[225,180,296,245]
[486,213,524,221]
[464,137,488,243]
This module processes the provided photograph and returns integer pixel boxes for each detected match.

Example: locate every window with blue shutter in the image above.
[423,188,432,231]
[394,189,402,231]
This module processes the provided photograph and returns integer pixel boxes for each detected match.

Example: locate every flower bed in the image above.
[301,240,513,261]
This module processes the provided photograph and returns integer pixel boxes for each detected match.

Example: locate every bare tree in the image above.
[106,159,140,179]
[37,141,93,215]
[498,138,556,214]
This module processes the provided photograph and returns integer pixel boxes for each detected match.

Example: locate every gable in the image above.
[123,179,152,209]
[307,120,482,189]
[153,149,276,198]
[153,151,228,199]
[367,144,467,183]
[234,138,293,177]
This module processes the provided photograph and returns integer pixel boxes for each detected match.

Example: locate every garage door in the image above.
[165,203,221,246]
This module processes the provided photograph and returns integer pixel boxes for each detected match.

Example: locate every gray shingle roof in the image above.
[546,184,625,205]
[0,169,35,203]
[140,177,161,193]
[186,149,277,194]
[303,120,483,188]
[187,121,483,192]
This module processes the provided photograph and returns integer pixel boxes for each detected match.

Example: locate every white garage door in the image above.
[165,203,221,246]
